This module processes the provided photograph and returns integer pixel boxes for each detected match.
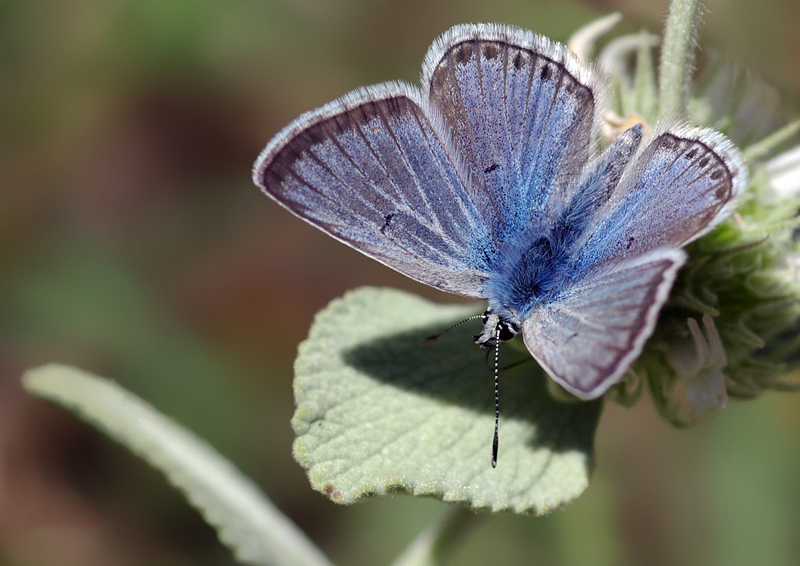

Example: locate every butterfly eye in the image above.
[498,321,519,341]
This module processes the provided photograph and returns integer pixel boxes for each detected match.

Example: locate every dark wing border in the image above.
[252,81,493,298]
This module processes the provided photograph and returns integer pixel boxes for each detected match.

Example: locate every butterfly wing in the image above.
[252,82,494,298]
[422,24,603,242]
[575,126,748,269]
[523,249,686,399]
[522,125,747,399]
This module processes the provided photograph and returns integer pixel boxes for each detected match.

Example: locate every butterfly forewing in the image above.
[523,249,686,399]
[254,83,493,298]
[576,127,747,269]
[423,24,600,242]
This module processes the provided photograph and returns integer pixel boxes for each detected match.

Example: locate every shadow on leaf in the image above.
[341,304,602,462]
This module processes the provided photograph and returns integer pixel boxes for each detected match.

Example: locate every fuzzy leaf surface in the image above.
[23,364,333,566]
[292,287,603,514]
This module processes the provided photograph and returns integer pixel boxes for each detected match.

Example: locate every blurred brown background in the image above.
[2,0,800,565]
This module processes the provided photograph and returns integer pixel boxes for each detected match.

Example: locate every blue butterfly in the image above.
[253,23,746,438]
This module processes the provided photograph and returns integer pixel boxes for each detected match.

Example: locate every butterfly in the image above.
[252,23,747,460]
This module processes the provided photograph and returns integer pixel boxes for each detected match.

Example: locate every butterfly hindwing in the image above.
[422,24,602,242]
[522,249,686,399]
[253,82,493,298]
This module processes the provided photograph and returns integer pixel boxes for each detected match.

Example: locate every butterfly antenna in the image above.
[501,357,532,372]
[492,324,501,468]
[424,314,483,344]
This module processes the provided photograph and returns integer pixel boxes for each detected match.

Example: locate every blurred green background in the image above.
[2,0,800,565]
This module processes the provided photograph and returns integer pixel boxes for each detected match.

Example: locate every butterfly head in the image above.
[474,310,519,350]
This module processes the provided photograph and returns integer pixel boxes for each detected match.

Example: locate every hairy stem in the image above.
[659,0,705,119]
[390,506,486,566]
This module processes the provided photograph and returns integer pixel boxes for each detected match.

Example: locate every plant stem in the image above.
[390,506,486,566]
[658,0,705,120]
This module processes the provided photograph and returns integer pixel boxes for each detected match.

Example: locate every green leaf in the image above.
[22,365,333,566]
[292,287,603,515]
